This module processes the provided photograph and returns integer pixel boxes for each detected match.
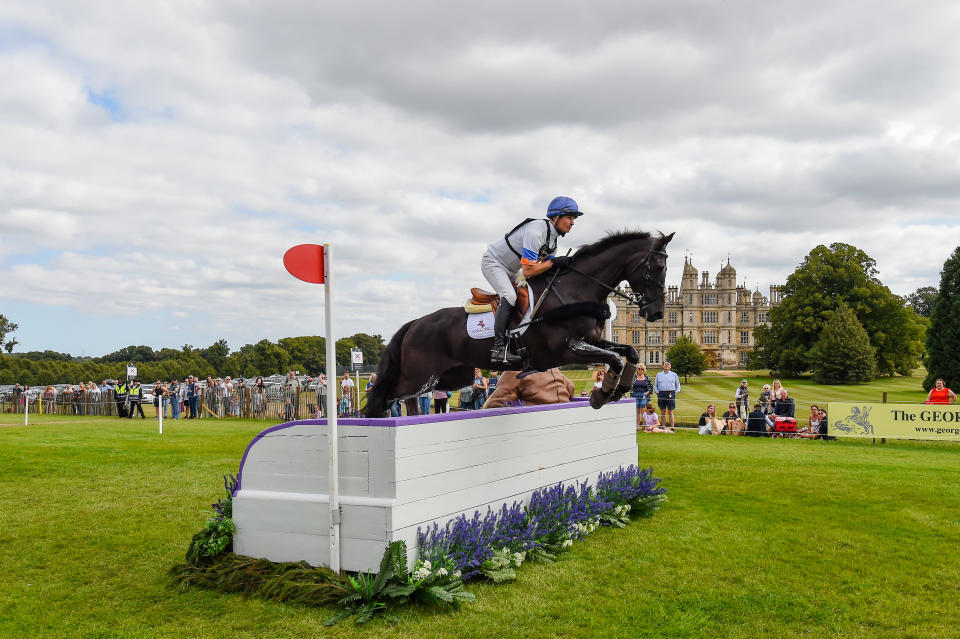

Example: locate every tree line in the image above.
[0,333,386,386]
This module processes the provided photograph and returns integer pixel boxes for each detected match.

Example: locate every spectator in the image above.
[432,388,450,413]
[87,381,101,415]
[458,385,474,411]
[735,379,750,417]
[129,380,146,419]
[483,368,575,409]
[43,385,56,413]
[759,384,773,415]
[798,404,823,439]
[168,379,181,419]
[284,371,301,420]
[339,371,354,416]
[926,378,957,405]
[471,368,488,410]
[251,377,266,418]
[653,360,681,430]
[773,390,796,418]
[593,370,605,390]
[771,379,786,401]
[631,365,653,430]
[186,376,198,419]
[417,389,432,415]
[12,383,23,413]
[224,376,234,416]
[313,373,326,418]
[152,380,163,418]
[698,404,722,435]
[746,403,768,437]
[389,399,402,417]
[641,404,674,433]
[487,371,500,395]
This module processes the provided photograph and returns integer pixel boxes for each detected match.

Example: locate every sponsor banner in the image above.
[828,402,960,441]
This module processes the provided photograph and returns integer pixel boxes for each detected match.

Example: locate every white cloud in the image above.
[0,0,958,355]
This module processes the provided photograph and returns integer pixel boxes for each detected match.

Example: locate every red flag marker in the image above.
[283,244,325,284]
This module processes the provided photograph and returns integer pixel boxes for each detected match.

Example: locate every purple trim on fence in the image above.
[235,397,631,490]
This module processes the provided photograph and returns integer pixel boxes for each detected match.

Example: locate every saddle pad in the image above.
[466,287,535,339]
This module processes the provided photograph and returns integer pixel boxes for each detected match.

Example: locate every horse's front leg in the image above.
[596,340,640,402]
[565,338,625,409]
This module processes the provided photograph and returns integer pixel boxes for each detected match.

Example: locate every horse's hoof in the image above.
[589,389,607,409]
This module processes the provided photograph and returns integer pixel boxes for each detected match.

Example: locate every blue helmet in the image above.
[546,196,584,218]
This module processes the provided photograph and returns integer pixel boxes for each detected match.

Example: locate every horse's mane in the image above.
[573,230,654,260]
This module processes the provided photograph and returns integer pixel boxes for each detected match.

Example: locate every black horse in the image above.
[365,230,674,417]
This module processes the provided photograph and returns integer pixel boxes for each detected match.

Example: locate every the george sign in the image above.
[127,365,138,379]
[827,402,960,441]
[283,244,325,284]
[351,348,363,365]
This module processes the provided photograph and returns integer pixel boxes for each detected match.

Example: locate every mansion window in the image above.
[703,331,718,345]
[740,312,750,323]
[739,351,749,366]
[758,312,768,323]
[648,334,662,345]
[727,294,732,304]
[612,331,620,342]
[703,311,718,323]
[668,331,677,344]
[648,351,661,365]
[740,331,750,345]
[727,311,732,322]
[668,312,678,324]
[688,312,694,323]
[704,294,718,305]
[688,295,693,305]
[631,331,642,344]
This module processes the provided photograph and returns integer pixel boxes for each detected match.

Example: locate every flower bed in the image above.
[172,464,666,626]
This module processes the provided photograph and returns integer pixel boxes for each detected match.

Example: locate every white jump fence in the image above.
[232,398,638,572]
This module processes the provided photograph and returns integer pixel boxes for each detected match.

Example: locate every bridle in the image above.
[563,246,669,310]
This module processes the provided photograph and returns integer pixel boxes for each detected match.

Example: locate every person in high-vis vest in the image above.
[114,380,129,418]
[480,196,583,366]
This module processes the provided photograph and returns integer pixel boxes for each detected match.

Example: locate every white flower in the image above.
[452,570,462,580]
[512,552,524,567]
[422,560,432,570]
[562,539,573,548]
[437,567,448,577]
[625,504,632,512]
[412,567,430,581]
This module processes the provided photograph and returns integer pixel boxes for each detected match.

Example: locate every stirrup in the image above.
[490,346,522,366]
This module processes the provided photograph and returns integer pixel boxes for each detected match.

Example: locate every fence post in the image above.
[880,392,887,444]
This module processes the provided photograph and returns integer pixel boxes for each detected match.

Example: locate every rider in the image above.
[481,196,582,366]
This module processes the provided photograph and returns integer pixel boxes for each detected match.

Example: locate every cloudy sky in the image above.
[1,1,958,357]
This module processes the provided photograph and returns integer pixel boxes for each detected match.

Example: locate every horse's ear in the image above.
[662,232,676,244]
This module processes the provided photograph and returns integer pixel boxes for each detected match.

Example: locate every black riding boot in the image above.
[490,301,522,367]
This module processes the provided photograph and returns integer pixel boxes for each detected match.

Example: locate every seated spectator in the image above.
[926,378,957,405]
[483,368,575,409]
[771,379,787,401]
[698,404,722,435]
[798,404,824,439]
[773,390,796,418]
[641,404,674,433]
[746,404,768,437]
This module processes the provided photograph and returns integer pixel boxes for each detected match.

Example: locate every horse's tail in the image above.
[364,319,415,417]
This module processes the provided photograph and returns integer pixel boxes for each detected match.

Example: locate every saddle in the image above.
[465,282,529,320]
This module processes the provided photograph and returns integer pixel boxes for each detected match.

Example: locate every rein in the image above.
[562,247,668,309]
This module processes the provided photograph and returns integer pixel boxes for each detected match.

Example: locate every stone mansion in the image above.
[610,258,782,369]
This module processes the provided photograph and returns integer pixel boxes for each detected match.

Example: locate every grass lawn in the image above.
[2,382,957,638]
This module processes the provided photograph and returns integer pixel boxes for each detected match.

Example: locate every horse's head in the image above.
[625,232,674,322]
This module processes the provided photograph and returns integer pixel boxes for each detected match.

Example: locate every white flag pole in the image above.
[24,393,29,427]
[324,244,341,573]
[158,388,163,435]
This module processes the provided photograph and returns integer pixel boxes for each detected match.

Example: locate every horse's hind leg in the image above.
[565,339,625,409]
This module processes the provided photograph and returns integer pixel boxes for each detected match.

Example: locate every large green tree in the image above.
[751,243,925,377]
[0,314,18,353]
[664,335,708,383]
[809,303,876,384]
[904,286,938,318]
[924,247,960,391]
